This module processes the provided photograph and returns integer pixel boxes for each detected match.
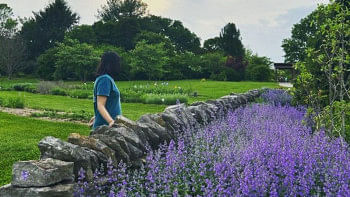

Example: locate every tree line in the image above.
[0,0,273,81]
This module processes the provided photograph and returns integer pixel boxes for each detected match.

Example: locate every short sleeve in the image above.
[96,77,111,96]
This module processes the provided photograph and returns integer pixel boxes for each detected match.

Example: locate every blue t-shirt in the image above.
[93,74,122,129]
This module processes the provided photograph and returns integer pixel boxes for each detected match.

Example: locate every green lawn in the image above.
[0,91,166,121]
[0,112,90,186]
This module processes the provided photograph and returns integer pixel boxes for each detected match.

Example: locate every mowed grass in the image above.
[0,112,90,186]
[0,91,166,121]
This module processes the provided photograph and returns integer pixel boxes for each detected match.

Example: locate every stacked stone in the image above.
[0,89,261,196]
[0,158,75,197]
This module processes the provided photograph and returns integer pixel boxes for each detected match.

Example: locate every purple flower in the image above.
[21,170,29,181]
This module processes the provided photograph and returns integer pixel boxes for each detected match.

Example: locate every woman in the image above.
[89,51,122,129]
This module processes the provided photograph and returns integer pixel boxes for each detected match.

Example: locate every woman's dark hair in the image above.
[96,51,121,79]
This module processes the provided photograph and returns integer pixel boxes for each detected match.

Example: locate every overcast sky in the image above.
[3,0,329,62]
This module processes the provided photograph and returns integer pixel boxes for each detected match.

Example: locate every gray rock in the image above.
[188,105,209,126]
[38,136,99,181]
[67,133,117,165]
[138,113,173,143]
[92,134,130,163]
[90,125,109,136]
[0,183,75,197]
[12,158,73,187]
[116,116,159,147]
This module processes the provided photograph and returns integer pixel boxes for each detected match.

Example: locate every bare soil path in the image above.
[0,107,88,125]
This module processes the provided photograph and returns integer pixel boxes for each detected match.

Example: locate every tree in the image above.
[134,31,175,53]
[0,36,27,79]
[140,15,201,53]
[98,0,147,22]
[0,4,17,38]
[130,40,169,80]
[0,4,26,79]
[245,50,273,81]
[20,0,79,60]
[203,37,221,52]
[93,17,140,50]
[54,39,100,81]
[219,23,244,58]
[66,25,97,44]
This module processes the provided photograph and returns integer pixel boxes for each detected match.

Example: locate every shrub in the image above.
[246,65,272,81]
[141,93,188,105]
[6,97,25,108]
[36,81,57,94]
[120,89,143,103]
[69,90,91,99]
[50,87,67,96]
[314,101,350,143]
[12,83,37,93]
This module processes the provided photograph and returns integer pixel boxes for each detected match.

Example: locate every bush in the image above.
[246,65,272,81]
[120,89,143,103]
[36,81,57,94]
[141,94,188,105]
[12,83,37,93]
[69,90,91,99]
[314,101,350,143]
[6,97,25,108]
[50,87,67,96]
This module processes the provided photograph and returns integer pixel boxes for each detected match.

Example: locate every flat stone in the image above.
[12,158,73,187]
[38,136,99,181]
[67,133,117,165]
[92,134,130,163]
[0,183,75,197]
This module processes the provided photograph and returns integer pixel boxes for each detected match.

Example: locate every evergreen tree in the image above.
[20,0,79,60]
[98,0,147,22]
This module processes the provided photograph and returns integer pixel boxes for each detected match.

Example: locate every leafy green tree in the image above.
[66,25,97,44]
[140,15,201,53]
[93,17,140,50]
[281,10,321,63]
[20,0,79,60]
[166,51,201,80]
[98,0,147,22]
[245,50,273,81]
[203,37,221,52]
[134,31,173,49]
[54,39,100,81]
[37,47,59,80]
[199,52,226,79]
[130,40,169,80]
[0,4,17,38]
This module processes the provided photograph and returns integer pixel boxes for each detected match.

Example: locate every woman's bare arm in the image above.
[97,95,115,127]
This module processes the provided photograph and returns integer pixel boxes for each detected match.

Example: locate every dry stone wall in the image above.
[0,89,262,197]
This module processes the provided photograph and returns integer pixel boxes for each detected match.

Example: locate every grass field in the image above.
[0,112,90,186]
[0,78,279,187]
[0,91,167,121]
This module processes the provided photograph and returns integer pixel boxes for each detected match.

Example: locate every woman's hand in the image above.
[108,120,115,128]
[88,116,95,128]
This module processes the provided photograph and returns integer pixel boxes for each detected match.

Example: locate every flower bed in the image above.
[75,102,350,196]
